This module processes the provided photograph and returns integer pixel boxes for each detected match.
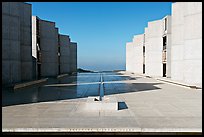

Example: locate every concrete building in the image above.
[69,42,78,73]
[143,15,171,77]
[171,2,202,87]
[58,34,71,74]
[126,2,201,88]
[32,16,59,78]
[2,2,33,85]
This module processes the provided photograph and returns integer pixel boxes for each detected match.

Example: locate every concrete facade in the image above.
[171,2,202,87]
[132,34,145,74]
[126,34,144,74]
[126,2,202,88]
[126,42,134,72]
[2,2,33,85]
[145,19,163,77]
[69,42,77,73]
[59,34,71,74]
[32,16,59,78]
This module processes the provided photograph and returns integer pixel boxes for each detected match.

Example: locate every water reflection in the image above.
[2,72,161,107]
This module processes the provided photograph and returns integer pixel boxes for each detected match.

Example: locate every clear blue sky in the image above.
[28,2,172,71]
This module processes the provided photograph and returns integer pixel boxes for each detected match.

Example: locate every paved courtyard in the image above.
[2,71,202,133]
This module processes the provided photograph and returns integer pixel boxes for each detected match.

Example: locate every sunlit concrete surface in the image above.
[2,72,202,133]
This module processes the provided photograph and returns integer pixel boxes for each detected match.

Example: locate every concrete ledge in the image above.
[57,74,69,79]
[14,78,48,90]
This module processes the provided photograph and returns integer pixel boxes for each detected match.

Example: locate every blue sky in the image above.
[28,2,172,71]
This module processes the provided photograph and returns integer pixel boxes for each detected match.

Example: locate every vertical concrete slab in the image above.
[69,42,77,73]
[132,34,145,74]
[19,2,33,82]
[126,42,134,72]
[2,2,21,85]
[145,19,163,77]
[39,19,58,77]
[171,2,202,87]
[183,2,202,87]
[59,34,71,74]
[171,2,185,82]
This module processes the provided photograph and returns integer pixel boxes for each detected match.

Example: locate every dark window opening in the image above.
[163,64,166,77]
[163,36,167,50]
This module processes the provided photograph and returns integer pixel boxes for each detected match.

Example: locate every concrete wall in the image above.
[171,2,202,87]
[126,42,134,72]
[132,34,144,74]
[69,42,77,72]
[2,2,32,85]
[40,19,58,77]
[32,16,59,77]
[59,34,71,74]
[19,2,33,82]
[145,19,163,77]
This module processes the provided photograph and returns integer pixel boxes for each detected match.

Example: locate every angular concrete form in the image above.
[132,34,145,74]
[126,2,201,88]
[171,2,202,87]
[32,16,59,78]
[126,34,145,74]
[59,34,71,74]
[2,2,33,85]
[145,19,163,77]
[126,42,134,73]
[69,42,77,73]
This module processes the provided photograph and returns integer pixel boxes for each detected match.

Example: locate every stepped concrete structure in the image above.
[32,16,59,78]
[59,34,71,74]
[145,19,163,77]
[126,2,201,88]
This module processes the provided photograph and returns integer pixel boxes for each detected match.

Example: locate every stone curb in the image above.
[155,78,201,89]
[134,73,201,89]
[14,78,48,90]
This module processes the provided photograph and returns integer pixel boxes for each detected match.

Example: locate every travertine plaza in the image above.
[2,2,77,86]
[126,2,202,88]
